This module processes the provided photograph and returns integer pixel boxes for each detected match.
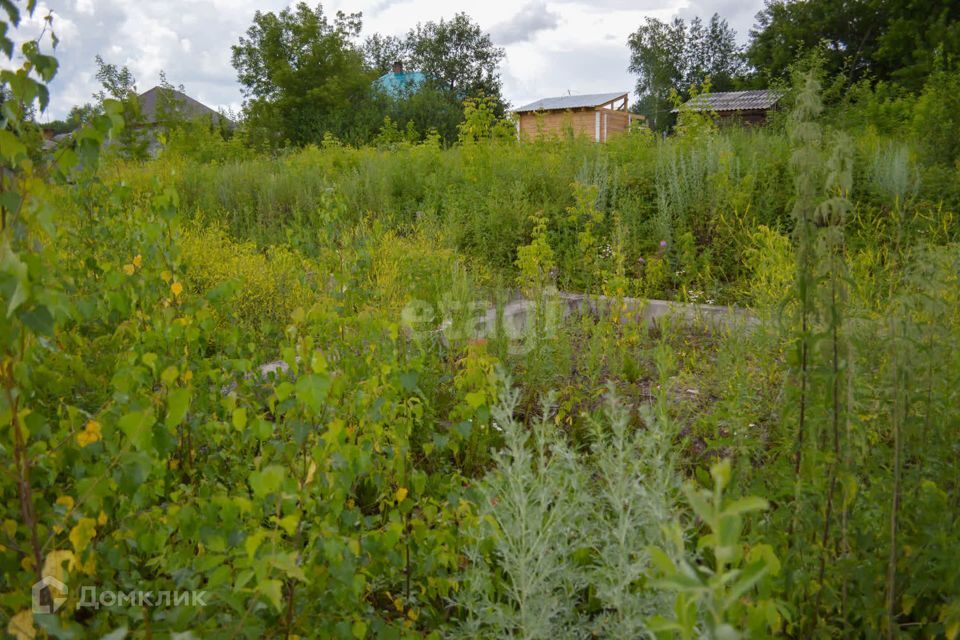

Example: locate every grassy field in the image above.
[4,76,960,639]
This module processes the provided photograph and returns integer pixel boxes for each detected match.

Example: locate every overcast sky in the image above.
[19,0,765,120]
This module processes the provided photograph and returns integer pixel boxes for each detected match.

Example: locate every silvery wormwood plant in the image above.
[451,382,679,638]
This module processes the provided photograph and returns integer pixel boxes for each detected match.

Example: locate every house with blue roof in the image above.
[374,62,426,98]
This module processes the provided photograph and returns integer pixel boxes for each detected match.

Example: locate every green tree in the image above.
[747,0,960,91]
[93,54,148,159]
[44,102,96,134]
[685,15,744,90]
[362,33,407,75]
[231,2,372,146]
[628,14,743,131]
[361,13,507,143]
[406,13,505,105]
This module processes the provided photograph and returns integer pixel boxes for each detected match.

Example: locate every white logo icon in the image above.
[32,576,68,614]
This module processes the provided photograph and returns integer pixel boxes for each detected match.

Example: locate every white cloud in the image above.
[490,2,560,45]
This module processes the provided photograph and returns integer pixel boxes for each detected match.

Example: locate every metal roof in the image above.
[513,91,628,113]
[138,86,232,125]
[373,70,427,97]
[675,90,782,113]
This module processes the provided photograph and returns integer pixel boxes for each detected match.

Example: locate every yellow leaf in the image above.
[69,518,97,554]
[393,597,404,612]
[407,608,418,621]
[2,519,16,538]
[170,281,183,297]
[97,511,108,526]
[347,538,360,556]
[76,420,101,447]
[7,610,35,640]
[42,549,76,584]
[56,496,75,512]
[395,487,408,503]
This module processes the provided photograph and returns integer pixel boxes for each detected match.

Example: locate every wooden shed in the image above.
[673,90,782,126]
[513,92,639,142]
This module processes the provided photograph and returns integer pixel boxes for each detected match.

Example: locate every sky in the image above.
[17,0,765,120]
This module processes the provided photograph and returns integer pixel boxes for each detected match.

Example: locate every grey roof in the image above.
[138,86,232,125]
[513,91,628,113]
[675,90,782,113]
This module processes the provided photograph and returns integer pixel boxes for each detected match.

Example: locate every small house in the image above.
[512,92,639,142]
[138,86,231,127]
[673,90,782,126]
[374,62,426,98]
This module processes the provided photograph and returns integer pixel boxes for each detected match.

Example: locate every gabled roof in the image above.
[513,91,628,113]
[675,90,782,113]
[138,86,230,125]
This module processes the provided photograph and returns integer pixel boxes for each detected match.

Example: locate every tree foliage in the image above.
[93,55,148,160]
[231,2,371,146]
[628,14,743,130]
[405,13,505,103]
[747,0,960,90]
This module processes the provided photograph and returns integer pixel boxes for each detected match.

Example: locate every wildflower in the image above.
[170,282,183,297]
[659,240,668,248]
[77,420,102,447]
[132,254,142,268]
[122,263,135,276]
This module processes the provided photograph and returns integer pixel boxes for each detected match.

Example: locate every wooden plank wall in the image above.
[518,108,636,143]
[600,110,630,142]
[517,110,600,141]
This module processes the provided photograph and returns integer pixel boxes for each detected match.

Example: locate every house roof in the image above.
[513,91,628,113]
[374,71,427,97]
[138,86,230,125]
[675,90,782,113]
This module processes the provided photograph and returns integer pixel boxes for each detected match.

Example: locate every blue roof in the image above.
[374,71,426,97]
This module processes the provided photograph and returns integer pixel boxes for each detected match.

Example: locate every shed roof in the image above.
[138,86,230,125]
[674,90,782,113]
[513,91,628,113]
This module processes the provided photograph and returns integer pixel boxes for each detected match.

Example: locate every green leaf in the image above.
[725,496,769,516]
[723,560,770,610]
[249,465,285,497]
[296,373,330,414]
[258,579,284,612]
[351,620,367,639]
[464,390,485,409]
[245,530,264,560]
[0,241,29,316]
[0,129,27,163]
[252,416,273,440]
[165,388,191,429]
[19,304,53,336]
[119,409,156,452]
[232,407,247,431]
[710,458,732,490]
